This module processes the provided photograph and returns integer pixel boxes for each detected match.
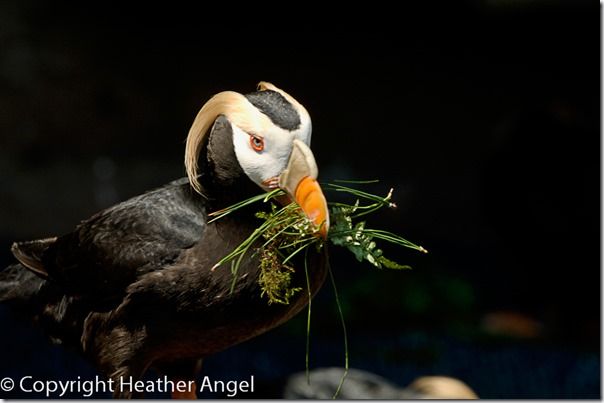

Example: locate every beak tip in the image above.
[291,176,329,240]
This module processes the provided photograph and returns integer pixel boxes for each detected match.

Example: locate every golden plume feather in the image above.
[184,88,273,194]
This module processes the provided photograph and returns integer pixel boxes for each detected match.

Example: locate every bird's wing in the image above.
[11,237,57,280]
[41,178,206,299]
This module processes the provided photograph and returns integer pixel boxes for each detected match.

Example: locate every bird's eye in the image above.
[250,135,264,152]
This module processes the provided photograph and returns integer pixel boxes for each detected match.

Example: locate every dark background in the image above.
[0,1,600,399]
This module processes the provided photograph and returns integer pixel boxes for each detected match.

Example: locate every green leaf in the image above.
[378,256,412,270]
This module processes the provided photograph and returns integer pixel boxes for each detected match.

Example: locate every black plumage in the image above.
[245,90,301,131]
[1,94,328,398]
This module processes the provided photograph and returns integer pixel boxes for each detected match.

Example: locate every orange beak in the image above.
[279,140,329,238]
[294,176,329,238]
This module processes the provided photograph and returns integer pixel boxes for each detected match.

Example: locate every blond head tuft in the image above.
[184,89,272,194]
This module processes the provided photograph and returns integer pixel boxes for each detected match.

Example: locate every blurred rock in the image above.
[407,376,478,399]
[284,367,477,399]
[284,367,401,399]
[481,311,543,339]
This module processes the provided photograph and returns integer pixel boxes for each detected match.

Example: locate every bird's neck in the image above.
[192,153,260,213]
[201,174,261,210]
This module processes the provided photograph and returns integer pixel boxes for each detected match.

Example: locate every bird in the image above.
[0,82,330,399]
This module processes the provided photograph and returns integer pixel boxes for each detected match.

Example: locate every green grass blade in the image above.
[328,256,348,399]
[332,179,380,184]
[281,238,319,265]
[304,248,312,386]
[207,188,284,223]
[324,183,392,205]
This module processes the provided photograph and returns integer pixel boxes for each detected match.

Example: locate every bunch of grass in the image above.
[208,180,427,397]
[209,180,426,300]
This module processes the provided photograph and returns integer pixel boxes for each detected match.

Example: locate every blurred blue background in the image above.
[0,1,599,398]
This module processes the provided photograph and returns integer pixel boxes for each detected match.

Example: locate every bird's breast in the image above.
[140,215,328,358]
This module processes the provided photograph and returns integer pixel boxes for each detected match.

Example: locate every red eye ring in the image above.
[250,135,264,152]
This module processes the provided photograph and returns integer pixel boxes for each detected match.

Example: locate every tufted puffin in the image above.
[0,82,330,399]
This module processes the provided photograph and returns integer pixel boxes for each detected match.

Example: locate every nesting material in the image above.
[209,180,427,305]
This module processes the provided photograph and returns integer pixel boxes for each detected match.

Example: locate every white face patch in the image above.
[232,124,295,189]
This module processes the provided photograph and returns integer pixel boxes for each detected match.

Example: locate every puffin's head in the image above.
[185,82,329,237]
